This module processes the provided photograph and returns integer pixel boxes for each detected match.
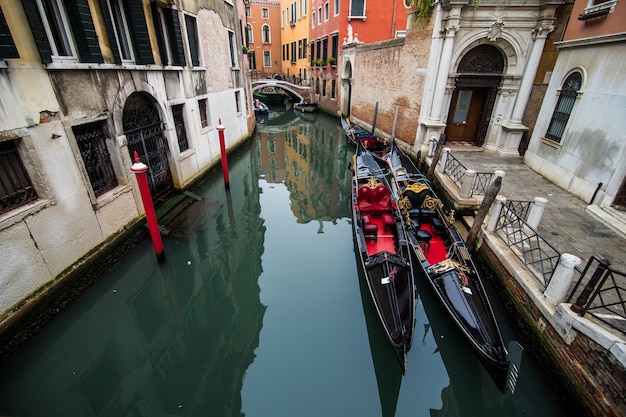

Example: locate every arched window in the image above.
[545,72,582,143]
[246,23,253,44]
[262,25,271,44]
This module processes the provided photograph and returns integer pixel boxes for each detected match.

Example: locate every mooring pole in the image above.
[371,102,378,134]
[427,133,446,181]
[217,119,230,188]
[130,151,165,262]
[467,173,503,253]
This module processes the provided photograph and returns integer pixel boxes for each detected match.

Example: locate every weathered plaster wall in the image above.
[525,42,626,205]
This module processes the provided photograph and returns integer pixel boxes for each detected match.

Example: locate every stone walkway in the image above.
[443,148,626,274]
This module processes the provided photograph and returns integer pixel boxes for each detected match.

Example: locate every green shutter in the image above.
[98,0,121,64]
[165,9,185,66]
[0,7,19,59]
[64,0,103,63]
[21,0,52,63]
[126,0,154,65]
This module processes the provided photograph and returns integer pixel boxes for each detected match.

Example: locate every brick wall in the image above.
[478,245,625,417]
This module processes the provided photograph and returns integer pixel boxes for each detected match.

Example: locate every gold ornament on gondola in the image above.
[421,195,439,211]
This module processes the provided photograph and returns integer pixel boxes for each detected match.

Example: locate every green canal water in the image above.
[0,108,568,416]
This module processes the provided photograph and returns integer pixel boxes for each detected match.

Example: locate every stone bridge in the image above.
[251,78,311,103]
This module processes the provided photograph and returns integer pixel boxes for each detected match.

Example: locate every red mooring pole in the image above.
[217,119,230,188]
[130,151,165,262]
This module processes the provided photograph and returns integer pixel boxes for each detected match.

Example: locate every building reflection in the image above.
[256,110,352,225]
[0,142,266,417]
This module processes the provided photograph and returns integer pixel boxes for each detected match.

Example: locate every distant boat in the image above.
[294,102,318,113]
[254,91,288,105]
[341,116,390,161]
[254,100,269,114]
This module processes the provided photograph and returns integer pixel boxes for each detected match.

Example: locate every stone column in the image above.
[509,26,553,125]
[430,24,459,122]
[543,254,582,307]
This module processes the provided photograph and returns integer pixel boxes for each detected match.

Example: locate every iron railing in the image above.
[504,199,533,222]
[494,204,563,287]
[443,152,494,196]
[568,257,626,336]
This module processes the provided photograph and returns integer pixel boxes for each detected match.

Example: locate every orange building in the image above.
[280,0,311,84]
[310,0,409,114]
[246,0,282,75]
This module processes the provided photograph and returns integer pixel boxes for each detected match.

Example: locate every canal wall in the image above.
[0,132,254,357]
[477,239,625,417]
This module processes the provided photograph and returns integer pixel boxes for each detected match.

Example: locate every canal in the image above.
[0,108,569,416]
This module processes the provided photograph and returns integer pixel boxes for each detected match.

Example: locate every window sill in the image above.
[579,0,617,20]
[541,137,562,149]
[178,148,196,162]
[347,16,366,21]
[0,199,54,233]
[93,185,133,210]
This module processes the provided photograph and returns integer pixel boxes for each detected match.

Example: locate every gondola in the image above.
[342,116,390,160]
[294,101,318,112]
[384,143,511,390]
[352,142,416,373]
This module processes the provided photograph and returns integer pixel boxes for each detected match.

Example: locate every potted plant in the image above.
[326,56,336,66]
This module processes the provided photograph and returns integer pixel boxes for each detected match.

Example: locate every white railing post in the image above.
[487,195,506,232]
[428,136,437,157]
[437,147,450,174]
[460,169,476,199]
[543,254,582,307]
[527,196,548,230]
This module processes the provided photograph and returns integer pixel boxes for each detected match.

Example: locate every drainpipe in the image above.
[589,182,603,205]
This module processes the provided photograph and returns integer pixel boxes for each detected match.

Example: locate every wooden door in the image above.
[447,88,487,142]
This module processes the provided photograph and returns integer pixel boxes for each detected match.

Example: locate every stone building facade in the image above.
[0,0,254,322]
[342,0,573,158]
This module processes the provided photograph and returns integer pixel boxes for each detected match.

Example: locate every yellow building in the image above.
[280,0,310,84]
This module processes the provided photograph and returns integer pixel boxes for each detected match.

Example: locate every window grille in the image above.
[198,99,208,128]
[172,105,189,153]
[0,140,38,215]
[73,122,118,197]
[545,72,582,143]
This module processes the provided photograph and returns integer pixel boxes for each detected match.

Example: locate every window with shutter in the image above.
[0,7,19,59]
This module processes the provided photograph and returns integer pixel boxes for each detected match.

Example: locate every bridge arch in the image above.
[251,80,310,103]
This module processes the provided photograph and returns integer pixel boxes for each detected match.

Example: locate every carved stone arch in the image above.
[458,44,504,74]
[451,34,519,76]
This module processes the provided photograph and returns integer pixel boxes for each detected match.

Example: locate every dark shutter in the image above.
[0,7,19,59]
[64,0,103,63]
[150,2,168,65]
[185,14,199,67]
[21,0,52,63]
[126,0,154,65]
[164,9,185,66]
[98,0,121,64]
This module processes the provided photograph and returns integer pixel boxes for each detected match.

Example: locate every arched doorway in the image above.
[446,45,504,145]
[123,92,174,203]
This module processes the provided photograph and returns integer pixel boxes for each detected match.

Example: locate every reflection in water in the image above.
[357,255,403,417]
[0,141,267,416]
[256,107,352,224]
[0,107,568,417]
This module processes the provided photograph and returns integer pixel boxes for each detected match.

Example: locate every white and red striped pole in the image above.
[130,151,165,262]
